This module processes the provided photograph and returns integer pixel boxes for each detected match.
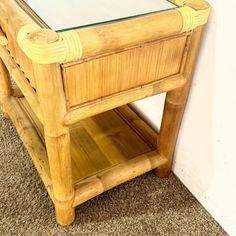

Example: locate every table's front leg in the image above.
[154,26,204,177]
[33,62,75,225]
[45,133,75,225]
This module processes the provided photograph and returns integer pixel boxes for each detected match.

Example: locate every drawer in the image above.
[62,34,188,108]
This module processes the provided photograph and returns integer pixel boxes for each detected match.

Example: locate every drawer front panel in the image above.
[63,35,188,108]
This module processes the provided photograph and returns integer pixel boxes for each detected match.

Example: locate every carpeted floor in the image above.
[0,110,227,236]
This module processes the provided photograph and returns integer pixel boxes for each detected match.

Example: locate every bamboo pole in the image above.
[0,0,209,64]
[154,26,204,177]
[73,151,167,207]
[33,62,75,226]
[76,0,210,59]
[75,10,183,59]
[64,75,186,125]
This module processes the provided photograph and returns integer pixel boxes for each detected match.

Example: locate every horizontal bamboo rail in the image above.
[3,97,53,199]
[0,0,209,63]
[73,151,167,207]
[64,75,186,125]
[76,0,210,60]
[0,45,43,123]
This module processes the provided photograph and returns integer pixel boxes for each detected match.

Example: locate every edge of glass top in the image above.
[21,0,177,32]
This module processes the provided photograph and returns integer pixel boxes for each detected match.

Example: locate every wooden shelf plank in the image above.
[73,150,167,207]
[17,96,159,185]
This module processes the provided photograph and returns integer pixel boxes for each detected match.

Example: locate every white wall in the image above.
[134,1,236,235]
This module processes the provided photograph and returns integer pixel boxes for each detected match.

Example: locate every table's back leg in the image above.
[0,58,12,116]
[154,26,204,178]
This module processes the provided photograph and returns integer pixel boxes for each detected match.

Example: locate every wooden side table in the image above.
[0,0,210,225]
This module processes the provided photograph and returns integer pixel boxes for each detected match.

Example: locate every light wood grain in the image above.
[0,45,42,122]
[154,27,204,177]
[20,96,158,184]
[14,0,183,63]
[63,75,186,125]
[62,35,187,107]
[115,105,157,148]
[33,63,75,226]
[1,0,210,66]
[0,0,210,226]
[0,28,8,46]
[0,57,12,116]
[70,108,155,182]
[73,10,183,59]
[73,151,167,207]
[15,96,162,209]
[3,97,52,198]
[19,95,44,142]
[0,0,37,88]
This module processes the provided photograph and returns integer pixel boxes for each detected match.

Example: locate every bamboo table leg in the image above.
[45,133,75,225]
[0,58,12,117]
[33,62,75,225]
[154,26,204,177]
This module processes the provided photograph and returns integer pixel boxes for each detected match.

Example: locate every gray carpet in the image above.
[0,110,227,236]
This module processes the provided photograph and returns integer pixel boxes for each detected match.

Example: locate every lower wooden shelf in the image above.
[4,96,167,207]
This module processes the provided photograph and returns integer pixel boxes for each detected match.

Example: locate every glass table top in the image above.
[22,0,177,32]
